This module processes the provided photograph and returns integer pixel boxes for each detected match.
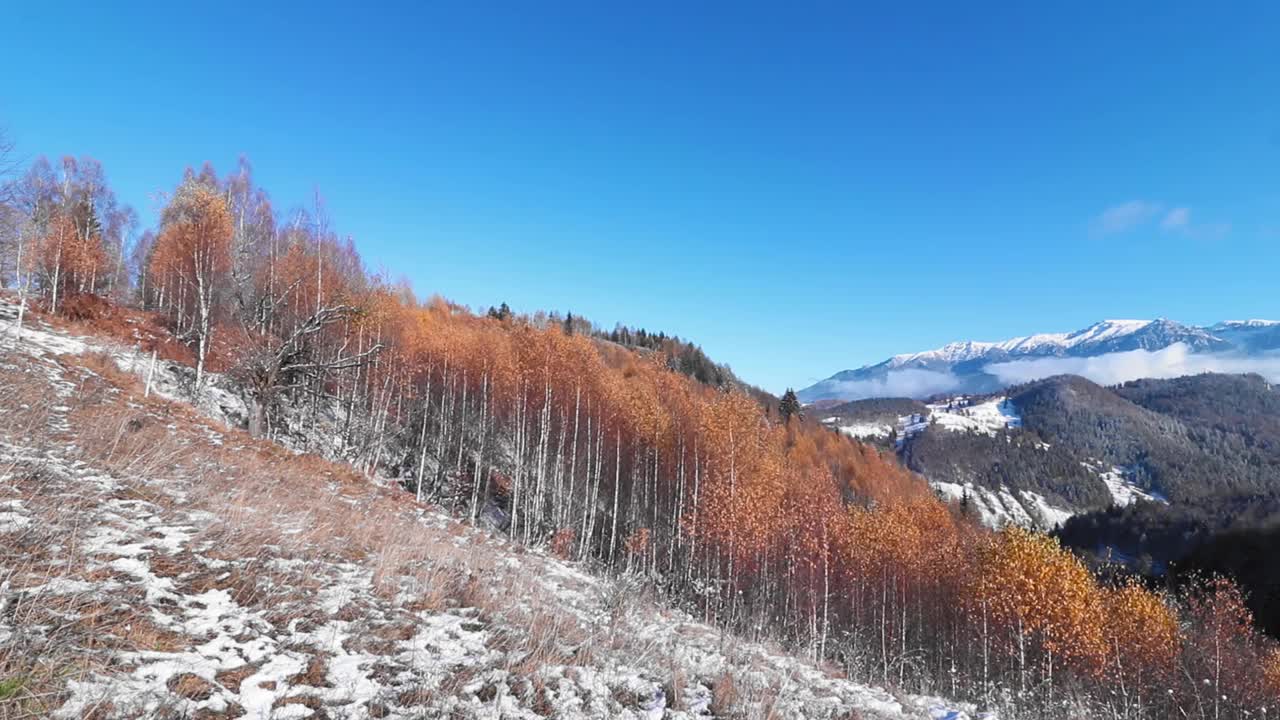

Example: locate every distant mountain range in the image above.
[799,318,1280,402]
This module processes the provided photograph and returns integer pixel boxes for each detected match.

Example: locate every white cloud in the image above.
[1161,207,1191,231]
[820,369,963,400]
[1091,200,1161,236]
[1091,201,1229,240]
[1158,207,1230,240]
[984,344,1280,387]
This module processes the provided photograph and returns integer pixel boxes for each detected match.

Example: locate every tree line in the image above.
[1,147,1278,717]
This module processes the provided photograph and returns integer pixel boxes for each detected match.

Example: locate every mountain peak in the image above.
[798,316,1276,403]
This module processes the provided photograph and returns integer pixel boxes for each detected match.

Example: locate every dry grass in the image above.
[0,357,57,444]
[495,606,583,676]
[0,319,745,720]
[271,694,326,715]
[167,673,215,701]
[287,654,331,689]
[24,295,221,371]
[395,684,434,707]
[214,664,261,693]
[710,670,740,717]
[67,402,185,481]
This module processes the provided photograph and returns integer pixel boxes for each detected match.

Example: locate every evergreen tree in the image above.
[487,302,512,321]
[779,388,802,424]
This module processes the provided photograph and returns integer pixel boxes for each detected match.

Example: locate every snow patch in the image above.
[1089,463,1167,507]
[925,396,1021,436]
[933,481,1074,531]
[834,421,894,440]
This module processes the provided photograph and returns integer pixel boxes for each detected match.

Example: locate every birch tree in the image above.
[152,177,233,389]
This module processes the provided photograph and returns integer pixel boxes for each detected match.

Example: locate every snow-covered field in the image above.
[822,396,1022,445]
[823,418,894,440]
[0,304,989,719]
[919,397,1022,437]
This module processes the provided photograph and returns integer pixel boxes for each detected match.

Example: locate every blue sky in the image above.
[3,2,1278,393]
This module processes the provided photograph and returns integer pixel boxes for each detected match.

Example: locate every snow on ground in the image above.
[1087,462,1167,507]
[895,395,1076,531]
[922,397,1022,437]
[890,396,1024,446]
[933,481,1073,531]
[0,301,990,719]
[831,420,894,440]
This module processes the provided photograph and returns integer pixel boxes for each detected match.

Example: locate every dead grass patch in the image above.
[68,600,187,653]
[0,359,57,439]
[396,684,434,706]
[710,670,740,717]
[287,654,332,688]
[272,695,328,717]
[67,401,185,480]
[147,550,204,580]
[167,673,216,701]
[214,664,261,692]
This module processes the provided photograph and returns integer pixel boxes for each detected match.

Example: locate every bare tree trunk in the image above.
[609,430,622,566]
[12,227,25,339]
[416,395,430,502]
[470,370,489,523]
[565,385,581,530]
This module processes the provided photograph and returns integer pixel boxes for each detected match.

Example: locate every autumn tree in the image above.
[0,156,132,322]
[1100,579,1178,716]
[1181,577,1272,717]
[151,174,233,388]
[971,528,1107,705]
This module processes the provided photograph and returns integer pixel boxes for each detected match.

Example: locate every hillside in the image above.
[819,392,1114,529]
[1012,373,1280,503]
[815,374,1280,536]
[816,372,1280,645]
[0,303,977,719]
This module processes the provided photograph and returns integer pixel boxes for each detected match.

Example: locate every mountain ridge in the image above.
[800,317,1280,402]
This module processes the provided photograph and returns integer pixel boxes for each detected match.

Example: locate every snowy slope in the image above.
[817,394,1072,531]
[823,417,894,440]
[933,481,1073,531]
[799,316,1273,402]
[1087,462,1167,507]
[922,397,1021,436]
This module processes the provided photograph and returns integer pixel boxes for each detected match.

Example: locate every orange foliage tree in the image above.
[150,177,233,387]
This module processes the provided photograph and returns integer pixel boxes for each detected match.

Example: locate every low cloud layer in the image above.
[820,369,963,400]
[819,345,1280,401]
[984,344,1280,387]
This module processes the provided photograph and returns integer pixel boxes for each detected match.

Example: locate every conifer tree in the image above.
[779,388,802,423]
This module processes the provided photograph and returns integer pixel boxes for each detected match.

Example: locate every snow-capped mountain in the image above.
[1206,319,1280,352]
[800,318,1280,402]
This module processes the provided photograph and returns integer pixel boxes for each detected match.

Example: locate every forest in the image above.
[1,150,1279,717]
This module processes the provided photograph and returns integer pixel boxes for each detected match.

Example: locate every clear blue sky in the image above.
[3,2,1278,393]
